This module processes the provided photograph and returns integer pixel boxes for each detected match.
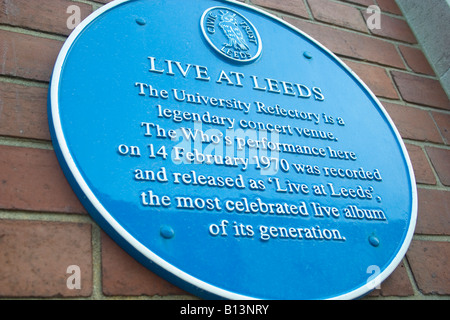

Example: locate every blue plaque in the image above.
[48,0,417,299]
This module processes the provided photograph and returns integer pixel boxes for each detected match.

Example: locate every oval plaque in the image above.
[49,0,417,300]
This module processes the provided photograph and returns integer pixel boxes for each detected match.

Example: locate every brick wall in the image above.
[0,0,448,299]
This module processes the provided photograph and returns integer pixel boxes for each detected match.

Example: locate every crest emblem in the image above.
[201,7,262,62]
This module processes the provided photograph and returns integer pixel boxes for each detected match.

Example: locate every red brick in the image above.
[425,147,450,186]
[0,0,92,36]
[0,220,92,297]
[391,71,450,110]
[342,0,375,6]
[363,12,416,43]
[344,59,398,99]
[284,18,405,69]
[367,261,414,297]
[407,241,450,295]
[0,145,86,214]
[382,102,443,143]
[0,30,63,82]
[307,0,368,33]
[376,0,402,15]
[101,232,188,296]
[416,189,450,236]
[404,144,436,185]
[431,112,450,145]
[251,0,309,19]
[0,82,50,141]
[399,45,435,76]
